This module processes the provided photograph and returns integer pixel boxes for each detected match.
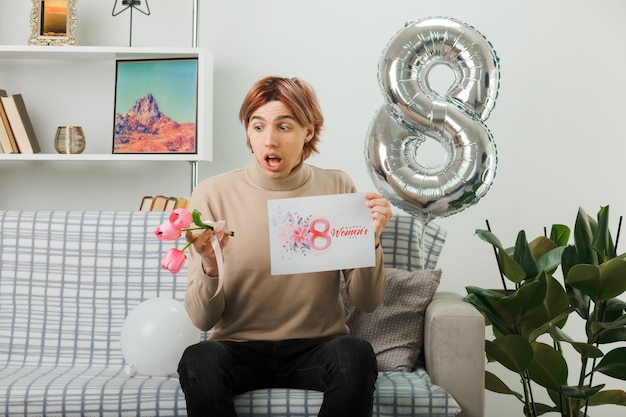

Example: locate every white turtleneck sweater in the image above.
[184,161,385,341]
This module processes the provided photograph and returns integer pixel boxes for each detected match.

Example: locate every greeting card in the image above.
[268,193,375,275]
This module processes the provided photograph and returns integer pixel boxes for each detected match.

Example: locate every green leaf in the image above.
[549,224,570,247]
[567,258,626,301]
[486,335,534,374]
[522,276,571,340]
[597,327,626,344]
[527,308,572,343]
[498,249,527,284]
[528,402,558,416]
[464,289,515,336]
[484,370,523,400]
[529,236,557,263]
[591,314,626,334]
[192,209,205,228]
[475,229,506,250]
[606,297,626,314]
[561,245,593,321]
[560,384,604,400]
[574,207,598,265]
[595,306,626,344]
[514,230,538,279]
[597,258,626,299]
[527,341,568,390]
[591,300,626,344]
[594,346,626,380]
[546,388,565,411]
[561,245,582,282]
[548,323,604,358]
[465,286,506,301]
[587,389,626,406]
[499,271,547,317]
[475,229,527,284]
[593,205,615,263]
[535,246,566,276]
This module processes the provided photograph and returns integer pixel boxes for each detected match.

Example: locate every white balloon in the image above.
[121,298,199,377]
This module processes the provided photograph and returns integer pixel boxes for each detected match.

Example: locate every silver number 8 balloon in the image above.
[366,17,500,223]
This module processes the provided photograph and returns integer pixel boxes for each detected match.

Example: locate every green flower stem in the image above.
[178,225,235,253]
[190,209,235,236]
[180,237,197,253]
[183,226,235,237]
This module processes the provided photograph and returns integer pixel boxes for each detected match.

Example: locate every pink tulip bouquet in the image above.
[154,209,234,274]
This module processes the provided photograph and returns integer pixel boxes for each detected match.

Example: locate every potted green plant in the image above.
[464,205,626,416]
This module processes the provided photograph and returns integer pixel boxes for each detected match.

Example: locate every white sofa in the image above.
[0,210,484,417]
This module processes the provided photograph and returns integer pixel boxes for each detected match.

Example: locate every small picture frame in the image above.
[28,0,78,46]
[113,58,199,155]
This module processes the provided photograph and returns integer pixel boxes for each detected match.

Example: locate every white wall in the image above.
[1,1,624,416]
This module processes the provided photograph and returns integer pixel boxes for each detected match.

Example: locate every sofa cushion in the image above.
[344,268,442,371]
[0,365,459,417]
[0,365,186,416]
[233,368,460,417]
[381,215,446,270]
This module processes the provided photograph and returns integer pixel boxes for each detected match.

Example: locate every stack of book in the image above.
[0,90,41,154]
[139,195,189,211]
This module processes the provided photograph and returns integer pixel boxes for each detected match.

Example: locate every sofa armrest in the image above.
[424,292,485,417]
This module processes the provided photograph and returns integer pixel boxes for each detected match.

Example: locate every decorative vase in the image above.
[54,126,85,154]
